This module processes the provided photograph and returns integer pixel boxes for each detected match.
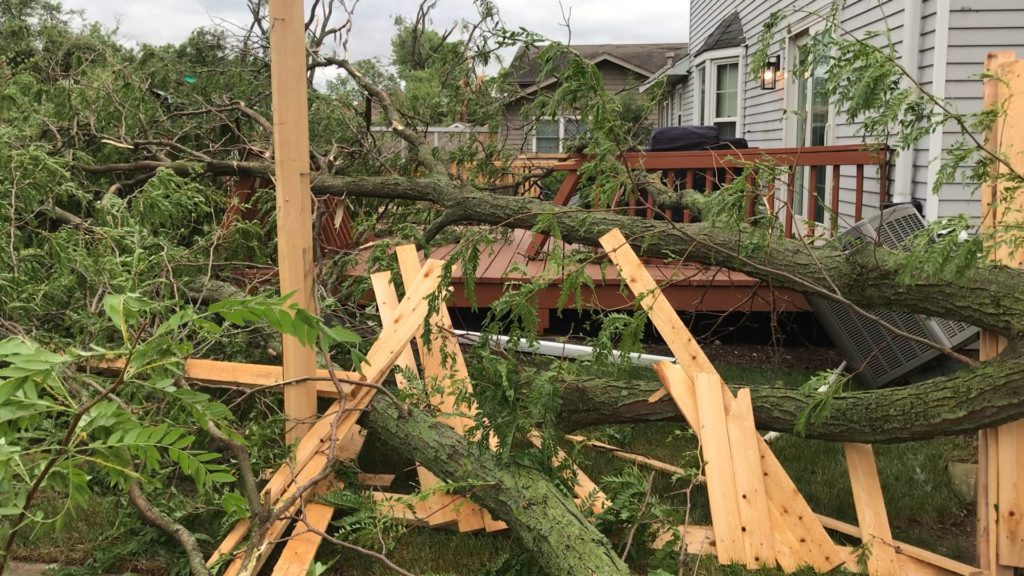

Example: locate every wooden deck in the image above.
[354,229,808,322]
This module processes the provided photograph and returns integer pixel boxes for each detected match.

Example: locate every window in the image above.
[532,116,585,153]
[692,50,743,138]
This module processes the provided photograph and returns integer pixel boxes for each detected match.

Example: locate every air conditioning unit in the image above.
[808,204,978,388]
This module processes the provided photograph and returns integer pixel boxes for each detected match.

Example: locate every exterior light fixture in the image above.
[761,55,781,90]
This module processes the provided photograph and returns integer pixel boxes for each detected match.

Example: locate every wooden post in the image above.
[979,50,1022,573]
[269,0,318,443]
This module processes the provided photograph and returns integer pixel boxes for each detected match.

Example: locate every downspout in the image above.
[892,0,925,204]
[924,0,951,222]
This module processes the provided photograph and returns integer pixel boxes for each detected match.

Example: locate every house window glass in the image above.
[695,66,706,124]
[534,119,560,153]
[715,62,739,118]
[533,117,586,153]
[712,60,739,139]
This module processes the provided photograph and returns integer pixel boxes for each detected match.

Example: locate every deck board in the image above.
[346,229,807,313]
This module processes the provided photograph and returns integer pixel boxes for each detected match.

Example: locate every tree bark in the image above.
[82,159,1024,338]
[363,397,630,576]
[554,346,1024,443]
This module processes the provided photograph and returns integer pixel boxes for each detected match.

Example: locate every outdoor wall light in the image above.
[761,55,781,90]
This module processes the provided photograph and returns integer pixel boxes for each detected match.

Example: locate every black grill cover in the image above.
[647,126,721,152]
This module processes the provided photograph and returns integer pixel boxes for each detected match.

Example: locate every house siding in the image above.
[502,61,658,152]
[669,0,1024,227]
[931,0,1024,220]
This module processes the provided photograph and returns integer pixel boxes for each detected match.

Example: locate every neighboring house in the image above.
[501,43,688,154]
[642,0,1024,224]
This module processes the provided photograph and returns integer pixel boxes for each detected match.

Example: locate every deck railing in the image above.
[523,144,891,258]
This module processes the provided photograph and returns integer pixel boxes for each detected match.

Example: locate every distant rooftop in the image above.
[508,42,689,86]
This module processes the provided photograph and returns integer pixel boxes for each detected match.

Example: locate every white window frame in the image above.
[690,47,744,136]
[531,115,582,153]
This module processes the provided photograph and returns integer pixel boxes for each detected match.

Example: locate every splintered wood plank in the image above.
[757,435,841,572]
[271,503,335,576]
[370,270,460,528]
[395,248,519,529]
[653,362,700,429]
[726,389,775,568]
[767,501,809,573]
[651,525,717,555]
[527,431,611,515]
[606,228,841,572]
[997,420,1024,565]
[844,443,900,575]
[694,373,744,565]
[395,245,476,435]
[94,358,357,399]
[211,260,443,571]
[261,258,442,503]
[817,514,987,576]
[599,229,717,376]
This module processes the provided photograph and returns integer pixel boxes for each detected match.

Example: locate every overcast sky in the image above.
[60,0,690,68]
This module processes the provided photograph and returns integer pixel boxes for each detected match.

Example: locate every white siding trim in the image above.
[925,0,950,222]
[893,0,924,203]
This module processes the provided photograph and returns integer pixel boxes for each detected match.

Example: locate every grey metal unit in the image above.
[808,204,979,388]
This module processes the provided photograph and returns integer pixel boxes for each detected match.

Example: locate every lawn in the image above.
[13,360,976,576]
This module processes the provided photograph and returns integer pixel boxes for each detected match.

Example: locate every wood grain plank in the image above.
[694,373,745,564]
[844,443,900,575]
[271,503,335,576]
[726,389,775,568]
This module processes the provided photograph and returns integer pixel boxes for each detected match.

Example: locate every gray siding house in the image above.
[644,0,1024,225]
[501,43,688,153]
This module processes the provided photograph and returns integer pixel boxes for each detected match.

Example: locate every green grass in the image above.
[12,361,977,576]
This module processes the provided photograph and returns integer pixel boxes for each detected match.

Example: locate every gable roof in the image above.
[692,11,744,58]
[508,43,689,87]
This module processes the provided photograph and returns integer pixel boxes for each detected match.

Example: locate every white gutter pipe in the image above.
[454,330,676,367]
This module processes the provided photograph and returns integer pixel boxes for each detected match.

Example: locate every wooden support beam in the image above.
[843,443,900,575]
[979,50,1023,574]
[269,0,318,444]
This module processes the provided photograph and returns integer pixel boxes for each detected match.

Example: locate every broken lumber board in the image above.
[651,525,717,555]
[658,362,807,570]
[391,252,509,530]
[817,514,987,576]
[210,259,442,572]
[726,389,775,568]
[394,245,476,435]
[599,228,717,402]
[563,434,690,478]
[370,270,460,528]
[844,443,900,575]
[527,431,611,515]
[608,234,839,573]
[271,503,335,576]
[261,258,442,504]
[357,473,396,489]
[693,373,745,565]
[212,423,367,574]
[92,358,358,399]
[371,492,506,533]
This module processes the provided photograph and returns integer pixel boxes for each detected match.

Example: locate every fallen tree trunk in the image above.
[554,345,1024,443]
[83,159,1024,339]
[363,396,630,576]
